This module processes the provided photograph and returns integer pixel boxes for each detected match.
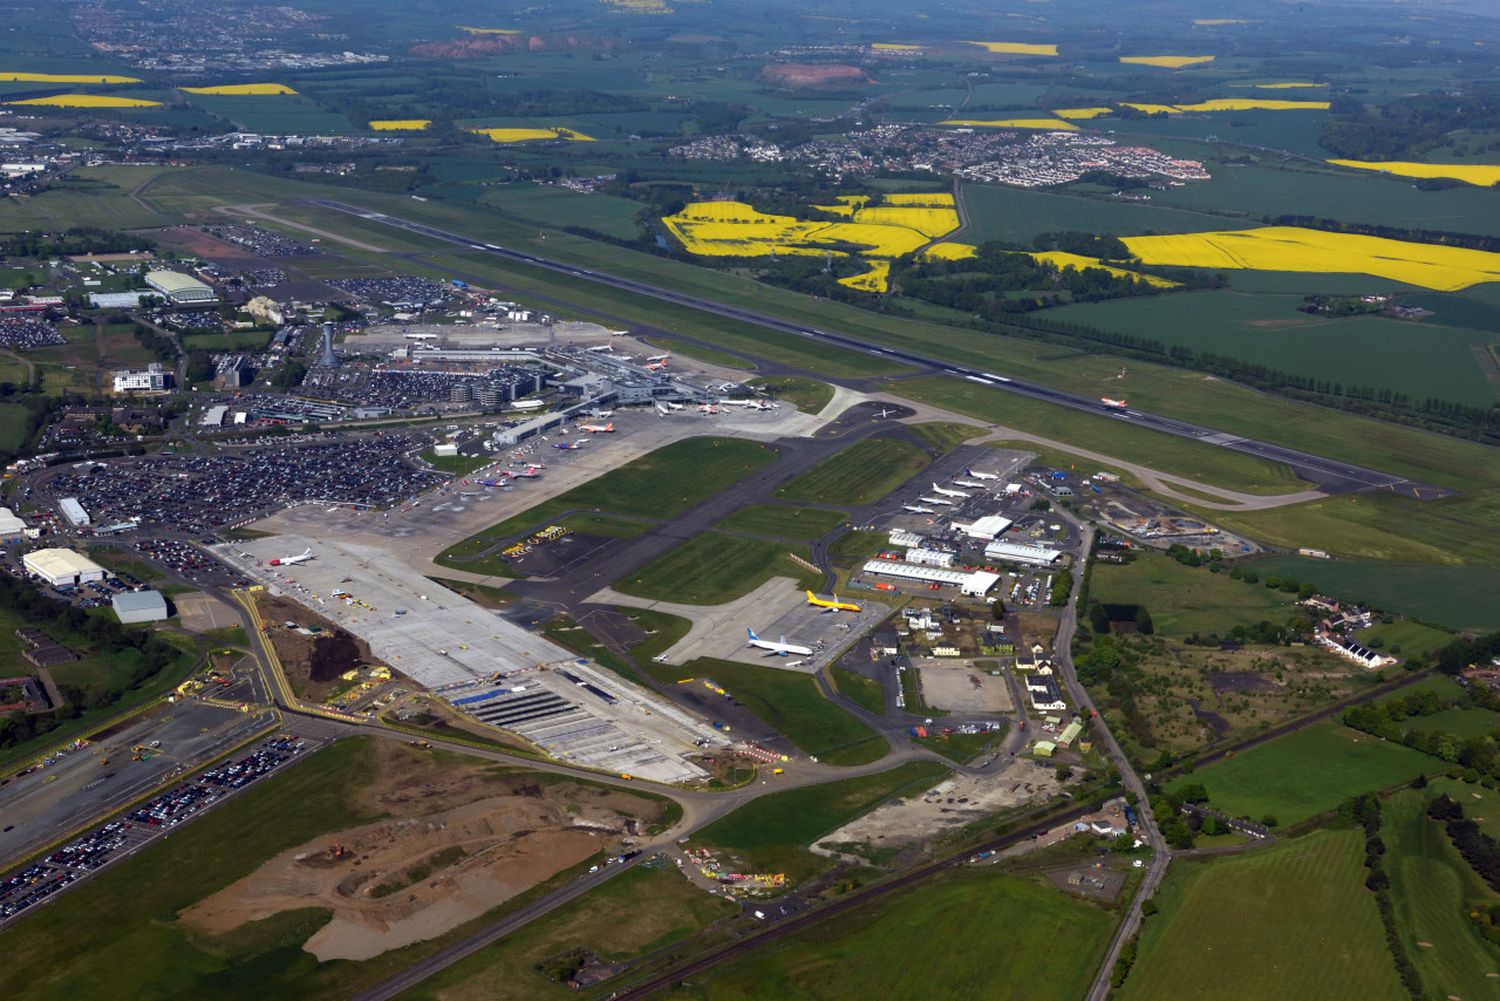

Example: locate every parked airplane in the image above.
[269,548,314,567]
[931,482,969,498]
[698,404,719,415]
[667,401,684,411]
[579,422,615,433]
[918,496,953,506]
[903,504,935,514]
[747,628,814,657]
[806,591,861,613]
[513,464,543,478]
[644,359,669,371]
[964,466,1000,481]
[1101,397,1128,409]
[553,440,587,450]
[952,478,984,489]
[655,401,671,417]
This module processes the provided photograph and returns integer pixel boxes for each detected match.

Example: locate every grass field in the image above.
[831,668,886,716]
[1402,706,1500,739]
[1174,721,1436,826]
[1354,619,1456,662]
[1249,556,1500,632]
[614,534,820,605]
[691,761,949,881]
[776,438,930,505]
[437,438,773,567]
[1119,829,1405,1001]
[0,402,33,451]
[647,657,887,767]
[420,448,494,476]
[955,182,1231,244]
[400,863,737,1000]
[1089,552,1301,638]
[478,183,644,241]
[685,865,1114,1000]
[748,375,834,414]
[715,504,847,540]
[1384,788,1500,998]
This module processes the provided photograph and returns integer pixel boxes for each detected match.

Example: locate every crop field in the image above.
[179,83,296,95]
[837,260,891,293]
[1173,98,1329,112]
[691,761,949,880]
[955,183,1230,244]
[5,93,160,107]
[940,117,1080,131]
[1174,721,1436,826]
[715,504,848,540]
[1046,291,1498,406]
[964,41,1059,56]
[1122,227,1500,291]
[689,865,1113,1001]
[0,71,140,83]
[397,864,738,1000]
[479,183,643,240]
[615,533,820,604]
[664,198,955,260]
[1031,250,1177,287]
[368,119,430,131]
[1384,788,1500,999]
[1105,108,1332,158]
[1248,556,1500,632]
[776,437,930,505]
[1119,55,1215,67]
[1054,106,1113,119]
[1089,552,1301,638]
[467,126,596,143]
[180,95,355,134]
[1329,159,1500,188]
[1119,830,1405,1001]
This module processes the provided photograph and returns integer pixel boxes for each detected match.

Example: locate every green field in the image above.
[420,447,494,476]
[1403,706,1500,740]
[615,534,820,605]
[1354,619,1456,662]
[1384,788,1500,999]
[1250,556,1500,632]
[438,437,774,567]
[831,667,886,716]
[0,402,33,451]
[648,657,887,767]
[685,865,1115,1001]
[715,504,847,540]
[1090,552,1302,638]
[400,863,738,999]
[1175,721,1437,826]
[692,761,949,881]
[955,182,1233,245]
[478,183,644,241]
[776,438,930,506]
[748,376,834,414]
[1119,829,1405,1001]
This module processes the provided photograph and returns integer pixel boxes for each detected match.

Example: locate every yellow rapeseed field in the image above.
[1252,82,1327,89]
[838,261,891,294]
[1120,55,1215,68]
[0,72,141,84]
[883,193,954,206]
[872,43,924,51]
[1175,98,1329,112]
[1031,251,1177,287]
[1121,103,1183,115]
[922,242,978,261]
[5,94,160,108]
[1053,107,1113,119]
[457,26,520,34]
[369,119,432,131]
[1122,227,1500,291]
[964,41,1058,56]
[813,222,933,257]
[180,83,297,95]
[941,117,1079,131]
[663,201,833,258]
[1327,160,1500,188]
[468,127,596,143]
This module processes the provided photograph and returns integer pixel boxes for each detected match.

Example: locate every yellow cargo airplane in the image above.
[806,590,861,613]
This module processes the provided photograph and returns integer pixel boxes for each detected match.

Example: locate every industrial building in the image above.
[984,541,1063,567]
[24,548,106,587]
[953,515,1013,541]
[860,560,1002,596]
[89,291,147,309]
[58,497,90,528]
[112,589,168,624]
[145,270,216,304]
[112,363,171,394]
[199,405,229,427]
[0,506,25,542]
[905,547,955,568]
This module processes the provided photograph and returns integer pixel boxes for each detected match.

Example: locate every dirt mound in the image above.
[180,744,653,962]
[759,63,873,88]
[254,594,373,699]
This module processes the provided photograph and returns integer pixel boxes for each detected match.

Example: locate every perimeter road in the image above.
[303,198,1428,496]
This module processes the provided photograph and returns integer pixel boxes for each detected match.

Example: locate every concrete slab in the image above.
[173,591,241,633]
[916,660,1015,713]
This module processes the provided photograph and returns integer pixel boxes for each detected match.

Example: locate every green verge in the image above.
[715,504,848,541]
[648,657,887,767]
[1250,555,1500,632]
[420,448,495,476]
[1118,829,1406,1001]
[614,534,821,605]
[831,667,886,716]
[776,437,931,505]
[686,864,1115,1001]
[692,760,949,882]
[1172,721,1436,827]
[748,375,835,414]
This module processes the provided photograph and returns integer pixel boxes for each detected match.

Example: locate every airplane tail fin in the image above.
[964,466,973,476]
[302,548,312,558]
[746,628,758,642]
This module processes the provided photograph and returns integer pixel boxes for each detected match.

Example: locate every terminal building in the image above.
[145,270,216,305]
[24,548,106,587]
[953,515,1014,541]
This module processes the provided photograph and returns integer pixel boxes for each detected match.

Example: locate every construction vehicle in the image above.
[408,739,432,750]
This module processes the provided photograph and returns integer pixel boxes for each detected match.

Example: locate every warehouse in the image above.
[0,506,25,542]
[952,515,1013,541]
[59,497,90,528]
[860,559,1002,596]
[24,548,106,587]
[983,540,1063,567]
[145,270,216,305]
[112,589,169,624]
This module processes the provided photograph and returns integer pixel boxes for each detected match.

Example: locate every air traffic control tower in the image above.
[317,320,340,369]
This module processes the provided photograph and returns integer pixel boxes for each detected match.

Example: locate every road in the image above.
[304,198,1437,497]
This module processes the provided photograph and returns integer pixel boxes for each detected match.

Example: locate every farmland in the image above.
[685,865,1114,1001]
[179,83,296,95]
[1173,721,1436,826]
[1088,552,1301,639]
[776,438,931,505]
[1329,159,1500,187]
[1248,556,1500,632]
[646,657,888,767]
[1118,830,1405,1001]
[690,761,949,881]
[5,94,159,108]
[614,533,821,605]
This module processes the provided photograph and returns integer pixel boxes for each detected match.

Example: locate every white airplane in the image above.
[698,404,719,415]
[1101,397,1128,409]
[269,548,313,567]
[932,482,969,498]
[746,628,813,657]
[579,422,615,433]
[903,504,935,514]
[919,496,953,507]
[644,359,669,371]
[952,478,984,489]
[964,466,1000,481]
[667,401,684,411]
[513,464,543,478]
[655,401,671,417]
